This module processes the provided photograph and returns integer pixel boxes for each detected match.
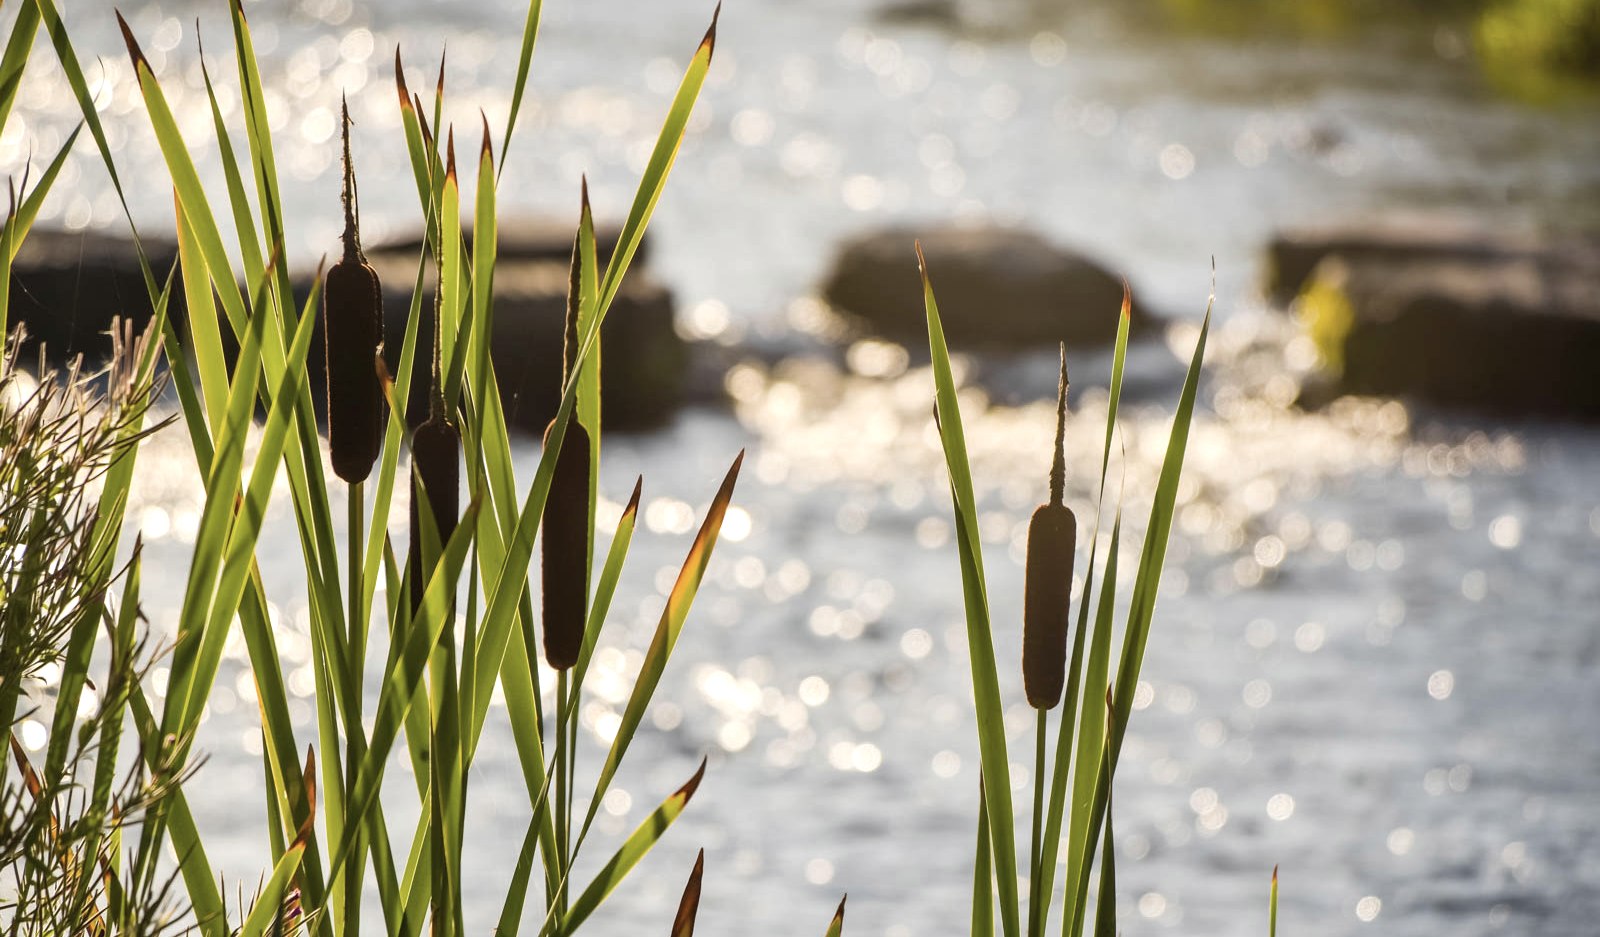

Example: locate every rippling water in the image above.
[9,0,1600,934]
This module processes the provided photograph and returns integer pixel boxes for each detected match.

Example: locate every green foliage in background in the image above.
[1143,0,1600,101]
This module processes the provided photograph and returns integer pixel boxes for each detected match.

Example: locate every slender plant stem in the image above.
[345,480,365,937]
[554,667,569,932]
[1029,709,1047,937]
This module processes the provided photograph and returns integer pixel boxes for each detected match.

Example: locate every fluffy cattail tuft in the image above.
[540,212,593,670]
[323,97,386,484]
[408,412,459,613]
[1022,345,1077,709]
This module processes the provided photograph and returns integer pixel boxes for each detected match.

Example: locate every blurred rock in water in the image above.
[367,215,643,270]
[7,229,181,360]
[1292,230,1600,419]
[1265,216,1547,302]
[822,224,1150,348]
[357,253,685,434]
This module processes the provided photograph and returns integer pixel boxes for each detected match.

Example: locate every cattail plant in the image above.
[923,243,1210,937]
[1022,346,1076,710]
[409,161,460,613]
[540,202,594,671]
[323,97,385,485]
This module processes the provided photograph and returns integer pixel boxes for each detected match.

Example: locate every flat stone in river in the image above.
[822,224,1144,348]
[1293,229,1600,419]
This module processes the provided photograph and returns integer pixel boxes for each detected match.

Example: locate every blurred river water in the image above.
[8,0,1600,934]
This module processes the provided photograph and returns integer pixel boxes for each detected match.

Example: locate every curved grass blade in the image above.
[595,4,717,316]
[1036,290,1130,935]
[568,478,641,697]
[241,749,317,937]
[499,0,544,174]
[1059,516,1120,935]
[562,758,707,933]
[127,687,227,937]
[1068,296,1212,935]
[670,850,705,937]
[972,781,993,937]
[919,243,1019,937]
[174,189,229,437]
[323,498,480,889]
[0,1,41,131]
[825,896,848,937]
[575,453,742,848]
[1269,866,1279,937]
[4,122,81,263]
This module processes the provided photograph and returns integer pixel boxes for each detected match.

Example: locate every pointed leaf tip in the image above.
[580,174,591,213]
[914,239,928,276]
[394,46,411,106]
[703,2,722,59]
[625,476,643,516]
[446,127,457,180]
[1120,278,1132,319]
[676,756,709,802]
[116,11,150,71]
[479,110,493,160]
[671,850,706,937]
[436,45,447,96]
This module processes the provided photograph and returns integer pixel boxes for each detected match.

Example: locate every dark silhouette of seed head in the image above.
[1023,345,1076,709]
[408,412,459,614]
[541,208,595,670]
[323,97,385,484]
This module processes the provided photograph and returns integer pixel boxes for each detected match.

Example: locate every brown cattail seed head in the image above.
[1023,346,1076,709]
[540,418,591,670]
[324,98,385,483]
[408,413,459,613]
[540,199,596,671]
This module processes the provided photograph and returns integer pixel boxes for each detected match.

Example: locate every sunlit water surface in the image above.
[9,0,1600,933]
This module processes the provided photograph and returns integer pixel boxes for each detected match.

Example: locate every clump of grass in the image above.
[0,316,190,936]
[6,0,846,933]
[920,249,1211,937]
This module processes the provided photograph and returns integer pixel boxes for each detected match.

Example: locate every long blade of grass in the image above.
[240,749,317,937]
[824,896,848,937]
[499,0,544,173]
[1269,866,1279,937]
[0,0,40,131]
[575,453,741,848]
[972,781,993,937]
[494,815,543,937]
[670,850,705,937]
[1036,290,1131,935]
[174,189,230,437]
[561,759,707,933]
[324,499,480,888]
[1068,297,1212,935]
[4,123,80,264]
[595,5,717,316]
[1059,516,1120,936]
[919,243,1020,937]
[567,478,641,697]
[127,687,227,936]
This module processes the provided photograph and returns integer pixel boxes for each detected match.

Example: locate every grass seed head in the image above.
[408,413,459,612]
[323,98,385,484]
[540,417,591,670]
[1023,345,1076,709]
